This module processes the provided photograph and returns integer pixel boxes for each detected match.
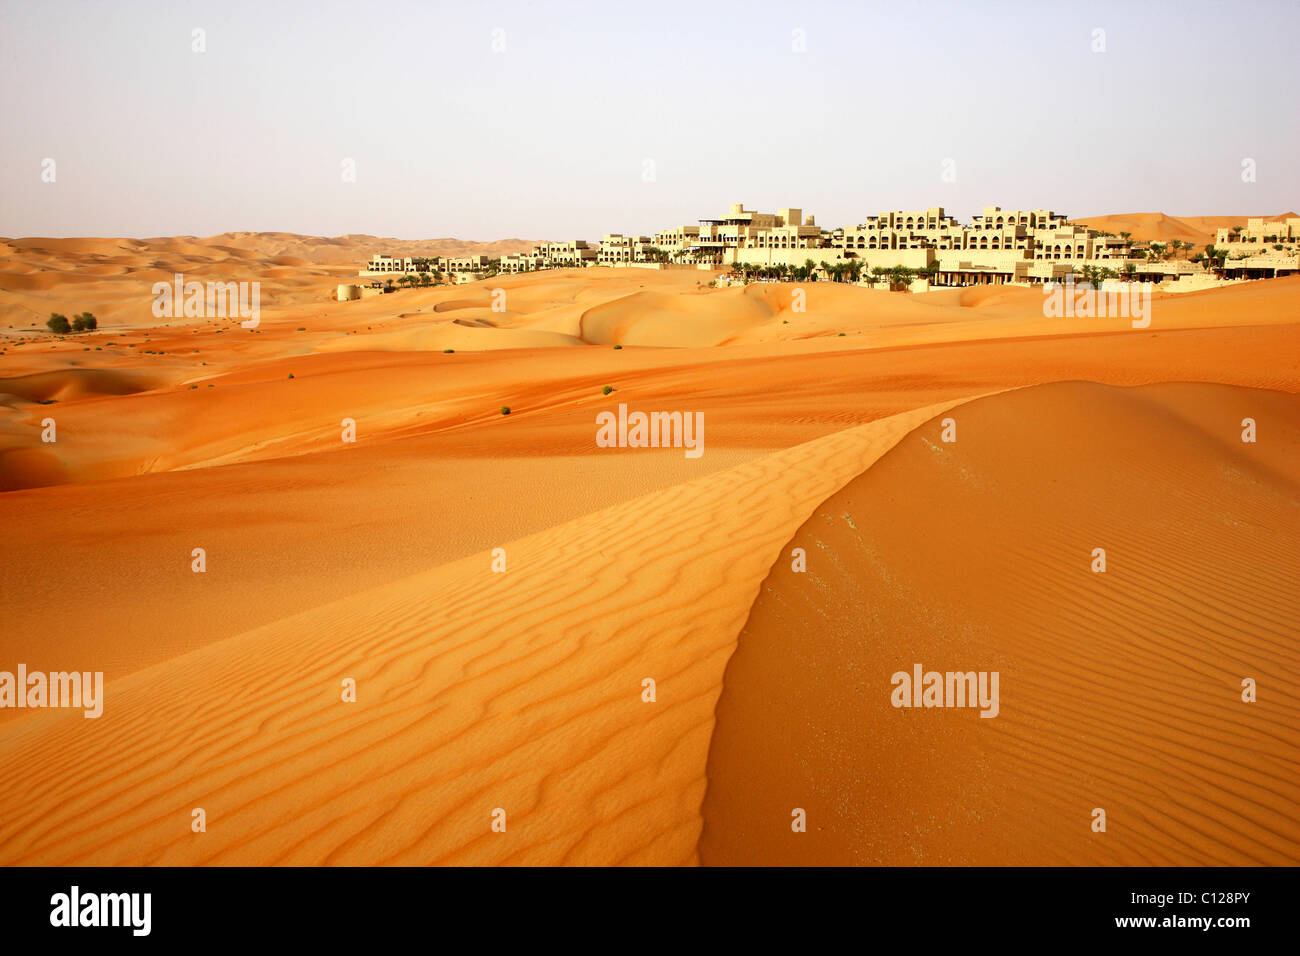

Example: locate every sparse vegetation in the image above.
[46,312,99,334]
[500,406,511,415]
[602,385,614,395]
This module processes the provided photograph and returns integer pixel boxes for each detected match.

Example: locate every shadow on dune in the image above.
[699,380,1300,866]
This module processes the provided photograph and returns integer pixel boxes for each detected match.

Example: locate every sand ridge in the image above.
[700,381,1300,866]
[0,398,982,865]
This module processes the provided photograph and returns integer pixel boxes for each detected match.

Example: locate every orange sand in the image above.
[0,228,1296,865]
[700,382,1300,865]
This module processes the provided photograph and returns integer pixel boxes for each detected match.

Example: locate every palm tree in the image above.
[1202,245,1228,277]
[888,265,915,291]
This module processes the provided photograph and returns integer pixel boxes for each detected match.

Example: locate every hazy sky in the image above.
[2,0,1296,239]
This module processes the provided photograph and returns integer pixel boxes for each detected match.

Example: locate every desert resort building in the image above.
[346,203,1300,298]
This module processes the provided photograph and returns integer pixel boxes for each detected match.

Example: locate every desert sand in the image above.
[0,226,1296,865]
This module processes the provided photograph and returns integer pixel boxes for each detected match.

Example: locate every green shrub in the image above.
[500,406,511,415]
[47,313,71,334]
[602,385,614,395]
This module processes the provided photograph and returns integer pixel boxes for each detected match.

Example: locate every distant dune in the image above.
[189,233,550,265]
[1,219,1287,331]
[0,233,548,330]
[1072,212,1298,249]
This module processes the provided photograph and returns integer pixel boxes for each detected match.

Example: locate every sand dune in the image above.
[193,233,548,265]
[1072,212,1298,249]
[2,274,1297,491]
[700,381,1300,865]
[0,399,974,865]
[1,230,1297,868]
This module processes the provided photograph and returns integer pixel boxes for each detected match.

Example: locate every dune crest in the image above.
[0,397,983,866]
[699,381,1300,866]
